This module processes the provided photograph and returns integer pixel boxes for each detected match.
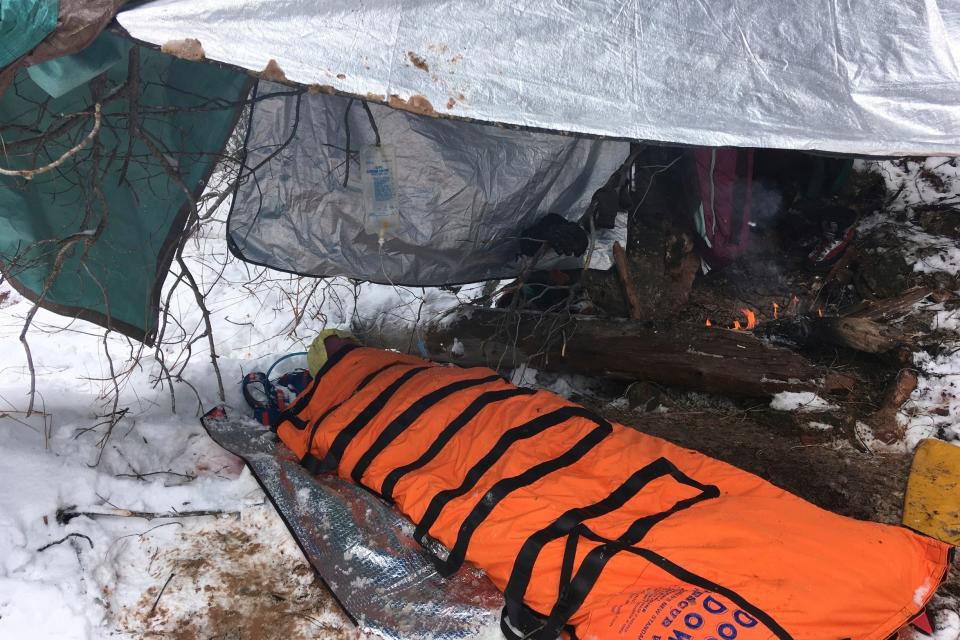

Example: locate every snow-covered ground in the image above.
[0,158,958,639]
[0,215,486,639]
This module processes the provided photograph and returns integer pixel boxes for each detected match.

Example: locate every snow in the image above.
[854,159,960,454]
[930,605,960,640]
[900,350,960,449]
[509,365,540,388]
[933,307,960,333]
[769,391,839,413]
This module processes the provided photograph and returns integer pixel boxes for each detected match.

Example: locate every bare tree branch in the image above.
[0,104,102,179]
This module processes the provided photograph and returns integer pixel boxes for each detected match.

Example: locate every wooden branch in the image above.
[840,286,932,321]
[37,533,94,552]
[57,506,237,524]
[148,573,176,619]
[811,316,903,353]
[0,104,102,179]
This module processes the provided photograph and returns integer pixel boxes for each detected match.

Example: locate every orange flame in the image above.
[791,295,800,308]
[741,308,757,330]
[705,318,712,327]
[733,320,742,330]
[817,308,824,318]
[772,302,779,320]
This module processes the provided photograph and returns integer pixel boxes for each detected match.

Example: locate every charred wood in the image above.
[757,314,904,354]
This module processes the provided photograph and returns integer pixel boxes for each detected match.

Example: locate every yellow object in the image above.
[903,438,960,545]
[306,329,356,375]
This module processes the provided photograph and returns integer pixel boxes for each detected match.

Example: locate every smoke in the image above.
[750,180,785,226]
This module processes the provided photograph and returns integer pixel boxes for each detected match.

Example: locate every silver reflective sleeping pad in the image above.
[202,408,504,640]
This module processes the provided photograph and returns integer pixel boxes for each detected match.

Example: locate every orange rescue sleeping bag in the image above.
[275,345,952,640]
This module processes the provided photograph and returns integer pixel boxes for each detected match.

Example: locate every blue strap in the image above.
[265,351,308,379]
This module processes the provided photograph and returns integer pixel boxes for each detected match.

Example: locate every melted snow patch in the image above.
[932,308,960,333]
[770,392,838,413]
[510,365,539,388]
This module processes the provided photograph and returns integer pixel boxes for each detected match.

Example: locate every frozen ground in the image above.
[0,158,958,639]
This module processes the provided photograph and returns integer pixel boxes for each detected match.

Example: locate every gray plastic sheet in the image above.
[228,82,629,284]
[117,0,960,156]
[202,409,503,640]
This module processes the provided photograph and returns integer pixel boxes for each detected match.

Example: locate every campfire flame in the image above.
[741,308,757,330]
[772,302,779,320]
[705,319,712,327]
[733,320,742,330]
[817,308,824,318]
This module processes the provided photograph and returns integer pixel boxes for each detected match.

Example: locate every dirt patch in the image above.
[112,509,353,639]
[388,94,436,117]
[261,59,288,83]
[407,51,430,72]
[160,39,205,62]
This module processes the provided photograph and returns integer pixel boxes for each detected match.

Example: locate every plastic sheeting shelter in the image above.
[118,0,960,286]
[0,33,249,341]
[117,0,960,157]
[229,83,628,285]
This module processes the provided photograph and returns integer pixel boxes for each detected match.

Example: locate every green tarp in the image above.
[0,0,59,68]
[0,33,250,342]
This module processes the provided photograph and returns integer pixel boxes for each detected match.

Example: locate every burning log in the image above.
[365,307,856,398]
[757,314,904,354]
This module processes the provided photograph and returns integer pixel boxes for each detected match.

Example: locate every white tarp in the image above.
[117,0,960,156]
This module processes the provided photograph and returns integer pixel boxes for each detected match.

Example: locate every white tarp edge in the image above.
[117,0,960,157]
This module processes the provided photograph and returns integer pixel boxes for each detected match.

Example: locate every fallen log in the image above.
[812,316,904,353]
[363,307,856,398]
[758,315,905,354]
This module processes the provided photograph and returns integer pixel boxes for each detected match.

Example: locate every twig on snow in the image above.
[37,532,94,552]
[147,572,176,618]
[57,505,238,524]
